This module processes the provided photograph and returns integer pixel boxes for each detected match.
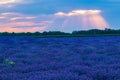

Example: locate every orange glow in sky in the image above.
[0,26,46,32]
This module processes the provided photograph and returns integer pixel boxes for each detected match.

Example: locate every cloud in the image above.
[55,10,101,16]
[0,0,33,8]
[0,0,33,5]
[0,0,20,5]
[0,10,109,32]
[0,12,50,32]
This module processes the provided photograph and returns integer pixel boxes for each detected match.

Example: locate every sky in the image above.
[0,0,120,32]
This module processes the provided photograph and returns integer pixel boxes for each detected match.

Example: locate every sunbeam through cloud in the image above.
[55,10,109,31]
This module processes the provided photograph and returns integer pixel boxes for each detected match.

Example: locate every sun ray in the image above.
[56,10,109,30]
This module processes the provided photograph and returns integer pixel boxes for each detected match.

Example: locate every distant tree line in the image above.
[72,28,120,35]
[0,31,70,36]
[0,28,120,37]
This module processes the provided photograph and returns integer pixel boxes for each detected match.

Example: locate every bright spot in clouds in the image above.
[0,0,20,5]
[55,10,101,16]
[0,0,31,8]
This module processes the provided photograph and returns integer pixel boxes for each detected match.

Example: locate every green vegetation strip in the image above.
[31,34,120,38]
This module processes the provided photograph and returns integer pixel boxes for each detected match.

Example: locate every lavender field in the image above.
[0,36,120,80]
